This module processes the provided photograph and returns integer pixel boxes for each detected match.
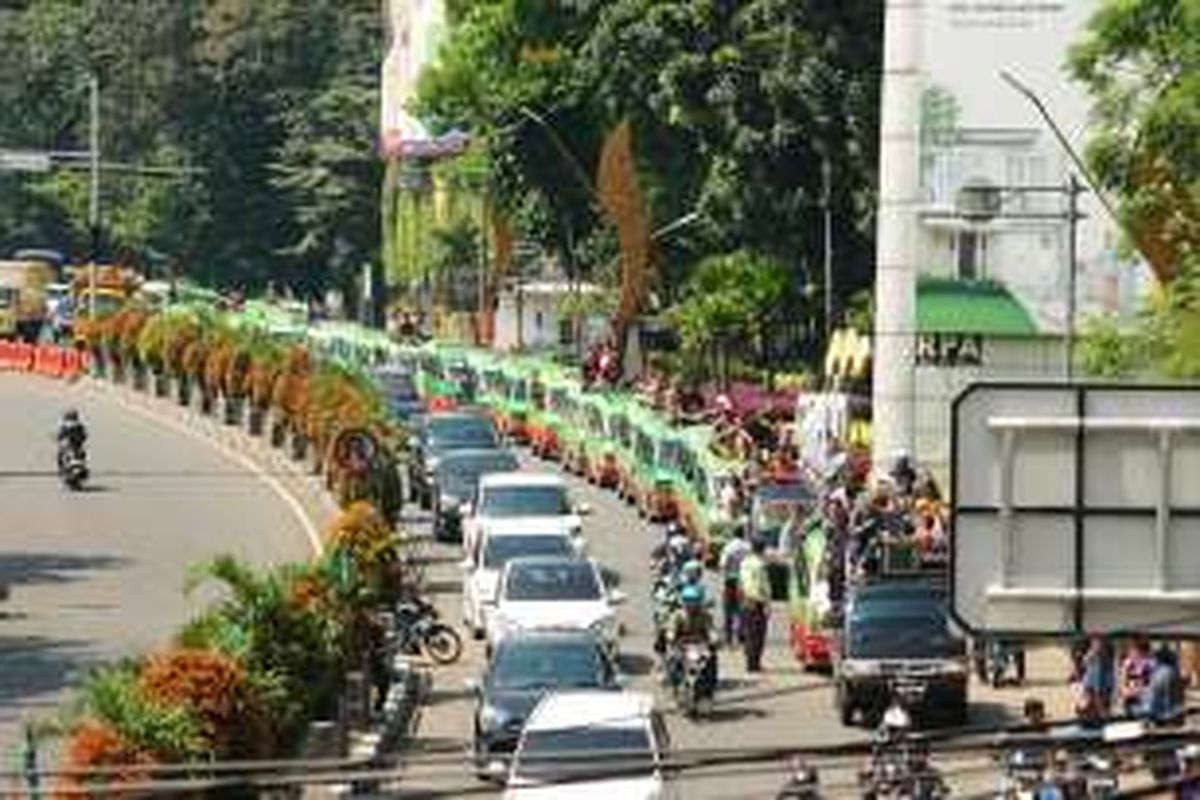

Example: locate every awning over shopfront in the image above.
[916,277,1039,337]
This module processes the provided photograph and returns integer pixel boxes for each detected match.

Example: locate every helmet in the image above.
[63,409,79,422]
[668,535,693,562]
[681,559,703,584]
[679,584,704,608]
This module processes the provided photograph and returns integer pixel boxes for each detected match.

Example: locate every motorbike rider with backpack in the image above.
[57,410,88,472]
[665,584,719,702]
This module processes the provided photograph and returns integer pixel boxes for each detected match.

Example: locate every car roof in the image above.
[525,690,654,732]
[483,519,575,537]
[480,472,565,488]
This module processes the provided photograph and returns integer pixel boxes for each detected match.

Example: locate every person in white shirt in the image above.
[718,526,751,645]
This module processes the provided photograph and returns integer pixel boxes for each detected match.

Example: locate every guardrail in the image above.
[0,341,89,379]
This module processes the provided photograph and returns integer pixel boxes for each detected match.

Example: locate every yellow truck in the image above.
[69,264,141,321]
[0,260,56,341]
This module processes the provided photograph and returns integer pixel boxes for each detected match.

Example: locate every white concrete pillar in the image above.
[871,0,924,468]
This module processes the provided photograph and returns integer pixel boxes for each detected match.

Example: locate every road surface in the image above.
[397,452,1077,798]
[0,375,314,758]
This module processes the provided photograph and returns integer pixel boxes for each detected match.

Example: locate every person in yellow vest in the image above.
[739,537,771,673]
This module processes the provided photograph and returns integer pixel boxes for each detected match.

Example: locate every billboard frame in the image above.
[949,380,1200,642]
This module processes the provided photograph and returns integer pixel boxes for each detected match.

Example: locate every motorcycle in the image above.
[58,443,89,491]
[392,597,463,665]
[860,691,948,800]
[777,757,821,799]
[672,640,714,718]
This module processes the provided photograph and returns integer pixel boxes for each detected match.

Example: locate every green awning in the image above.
[916,278,1038,337]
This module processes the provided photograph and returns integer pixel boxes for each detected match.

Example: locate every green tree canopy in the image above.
[1069,0,1200,281]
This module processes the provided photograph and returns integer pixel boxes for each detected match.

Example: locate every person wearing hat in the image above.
[739,536,771,673]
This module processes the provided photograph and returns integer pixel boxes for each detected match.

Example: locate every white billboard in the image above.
[951,383,1200,638]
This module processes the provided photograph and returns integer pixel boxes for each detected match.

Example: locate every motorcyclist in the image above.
[665,584,718,699]
[56,409,88,472]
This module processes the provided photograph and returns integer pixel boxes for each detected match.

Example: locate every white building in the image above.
[906,1,1153,482]
[492,281,606,353]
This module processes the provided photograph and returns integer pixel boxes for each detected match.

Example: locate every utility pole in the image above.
[87,74,100,322]
[1065,173,1083,380]
[871,0,924,468]
[822,156,834,346]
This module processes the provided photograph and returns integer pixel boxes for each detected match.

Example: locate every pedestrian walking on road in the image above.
[718,526,750,645]
[740,536,770,673]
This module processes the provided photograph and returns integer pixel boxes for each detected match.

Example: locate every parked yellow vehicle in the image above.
[0,260,56,341]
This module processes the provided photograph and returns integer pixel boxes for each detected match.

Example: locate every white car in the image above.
[463,473,589,559]
[502,690,673,800]
[489,557,623,657]
[462,519,579,639]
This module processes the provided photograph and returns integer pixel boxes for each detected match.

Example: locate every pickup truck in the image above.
[833,579,968,727]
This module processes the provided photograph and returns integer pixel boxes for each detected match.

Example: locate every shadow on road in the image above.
[967,700,1020,730]
[712,678,830,706]
[0,634,99,727]
[0,552,126,588]
[619,652,657,677]
[699,705,770,724]
[422,579,462,596]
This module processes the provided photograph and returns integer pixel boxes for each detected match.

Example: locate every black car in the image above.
[408,411,501,509]
[372,366,422,421]
[470,630,619,778]
[833,579,967,727]
[432,448,520,542]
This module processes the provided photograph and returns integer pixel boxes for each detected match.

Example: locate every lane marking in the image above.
[68,379,325,558]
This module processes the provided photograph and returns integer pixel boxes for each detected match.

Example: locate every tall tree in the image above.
[1069,0,1200,282]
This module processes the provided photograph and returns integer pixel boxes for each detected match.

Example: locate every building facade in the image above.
[909,0,1152,481]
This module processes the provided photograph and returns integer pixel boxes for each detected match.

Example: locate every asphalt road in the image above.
[397,451,1079,799]
[0,374,314,760]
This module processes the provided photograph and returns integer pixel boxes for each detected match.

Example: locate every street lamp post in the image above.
[88,75,100,323]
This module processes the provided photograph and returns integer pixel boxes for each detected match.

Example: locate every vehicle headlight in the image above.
[840,659,881,677]
[590,614,618,641]
[480,704,506,731]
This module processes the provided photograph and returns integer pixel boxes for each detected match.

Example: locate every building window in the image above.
[956,230,986,280]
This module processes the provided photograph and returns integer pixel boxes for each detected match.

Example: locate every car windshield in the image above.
[481,485,570,517]
[514,726,655,782]
[428,417,498,450]
[847,610,964,659]
[505,562,601,601]
[438,454,518,497]
[483,535,574,569]
[492,641,607,690]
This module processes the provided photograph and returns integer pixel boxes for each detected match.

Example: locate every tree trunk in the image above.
[176,375,192,406]
[248,405,266,437]
[223,396,243,426]
[154,371,169,398]
[271,416,288,449]
[290,431,308,461]
[200,390,215,416]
